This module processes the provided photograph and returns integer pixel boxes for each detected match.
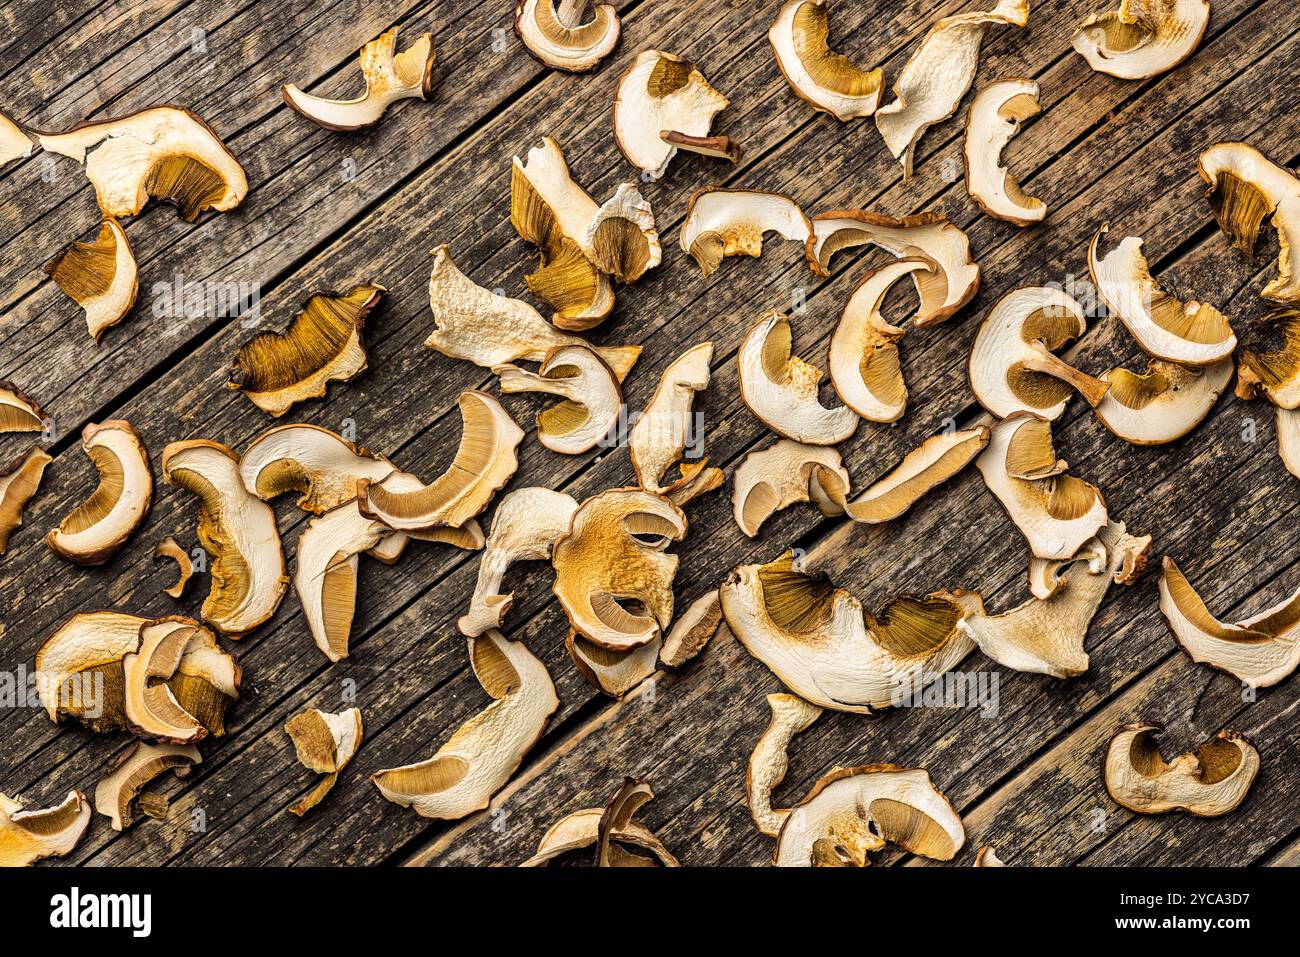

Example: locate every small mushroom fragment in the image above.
[659,590,723,667]
[836,425,990,525]
[1027,538,1107,599]
[239,423,400,513]
[774,765,965,866]
[963,78,1046,226]
[0,381,46,434]
[680,188,812,278]
[515,0,621,73]
[768,0,884,120]
[154,538,193,598]
[0,447,52,554]
[747,693,823,837]
[283,28,434,131]
[1073,0,1210,80]
[123,616,241,743]
[875,0,1031,179]
[567,628,659,696]
[1103,721,1259,817]
[0,109,34,166]
[136,792,170,820]
[38,106,247,221]
[1095,358,1232,444]
[613,51,730,179]
[659,131,743,164]
[47,421,152,565]
[0,790,91,866]
[94,741,200,831]
[1237,308,1300,408]
[372,629,559,820]
[1276,406,1300,479]
[969,287,1108,420]
[597,778,661,867]
[284,707,363,816]
[494,344,622,454]
[629,342,724,505]
[44,218,138,342]
[975,846,1006,866]
[36,611,145,732]
[521,777,678,866]
[738,313,859,445]
[732,439,849,536]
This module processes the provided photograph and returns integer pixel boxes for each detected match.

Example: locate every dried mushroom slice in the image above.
[284,707,363,816]
[774,765,964,866]
[0,109,34,166]
[747,693,823,837]
[567,628,659,697]
[1104,721,1259,817]
[732,439,848,537]
[123,616,240,743]
[47,420,152,565]
[283,28,434,131]
[659,590,723,667]
[1095,358,1231,444]
[0,790,91,866]
[494,344,623,455]
[372,629,559,820]
[838,426,989,525]
[0,381,46,434]
[1277,406,1300,479]
[1073,0,1210,80]
[1027,538,1107,599]
[629,342,723,503]
[768,0,884,120]
[595,778,659,867]
[613,51,729,179]
[875,0,1031,179]
[587,184,662,283]
[660,131,743,164]
[163,440,288,636]
[1237,308,1300,408]
[0,447,52,554]
[44,218,138,342]
[94,741,200,831]
[680,187,812,277]
[154,537,193,598]
[38,106,247,221]
[552,488,687,650]
[975,846,1006,866]
[515,0,621,73]
[36,610,145,731]
[963,78,1046,226]
[521,806,678,867]
[239,423,399,513]
[739,312,859,445]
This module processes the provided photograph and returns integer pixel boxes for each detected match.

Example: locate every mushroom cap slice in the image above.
[1095,357,1232,444]
[747,693,823,837]
[123,616,240,743]
[1073,0,1210,80]
[371,629,559,820]
[285,707,363,816]
[0,446,52,554]
[1276,405,1300,479]
[629,342,723,500]
[963,78,1046,226]
[659,589,723,667]
[239,423,400,513]
[680,188,812,278]
[1027,538,1107,600]
[520,806,678,867]
[94,741,200,831]
[154,537,194,599]
[975,845,1006,866]
[44,218,138,342]
[774,765,965,866]
[38,106,247,221]
[567,628,660,696]
[587,183,662,283]
[283,28,434,131]
[0,790,91,866]
[739,312,859,445]
[47,420,153,565]
[0,381,46,434]
[494,344,623,455]
[613,51,729,179]
[514,0,621,73]
[1103,721,1260,817]
[163,440,288,636]
[839,425,990,525]
[768,0,884,121]
[35,610,145,730]
[1237,307,1300,409]
[0,109,34,166]
[732,439,849,537]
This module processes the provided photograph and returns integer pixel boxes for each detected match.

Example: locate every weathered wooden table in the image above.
[1,0,1296,866]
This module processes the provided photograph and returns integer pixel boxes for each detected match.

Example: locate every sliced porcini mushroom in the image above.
[47,420,152,565]
[154,537,193,598]
[1073,0,1210,80]
[975,845,1006,866]
[587,184,662,284]
[94,741,200,831]
[874,0,1031,179]
[283,28,434,131]
[732,439,848,537]
[1103,721,1259,817]
[123,616,241,744]
[963,78,1046,226]
[494,344,623,455]
[613,51,730,180]
[1095,357,1232,444]
[163,440,288,636]
[596,778,661,867]
[567,628,659,697]
[659,131,743,164]
[38,106,247,221]
[515,0,621,73]
[720,551,981,713]
[239,423,399,513]
[0,109,34,166]
[747,693,823,837]
[660,590,723,667]
[36,611,145,732]
[1026,538,1107,600]
[521,777,678,867]
[837,425,990,525]
[1276,406,1300,479]
[44,218,138,342]
[629,342,724,504]
[372,629,559,819]
[969,286,1109,420]
[738,312,859,445]
[959,521,1150,677]
[774,765,965,866]
[768,0,884,120]
[284,707,363,816]
[680,188,812,278]
[358,391,523,532]
[0,790,91,866]
[976,414,1109,561]
[1237,307,1300,408]
[1197,142,1300,304]
[367,520,485,564]
[0,446,52,554]
[0,381,46,434]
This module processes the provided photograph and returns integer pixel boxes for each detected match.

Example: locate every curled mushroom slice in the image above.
[1277,406,1300,479]
[747,693,823,837]
[732,440,848,538]
[739,313,859,445]
[660,590,723,667]
[1104,721,1259,817]
[1095,358,1232,444]
[874,0,1031,179]
[775,765,964,866]
[629,342,723,504]
[372,629,559,820]
[283,28,434,131]
[284,707,363,816]
[36,611,145,732]
[44,218,138,342]
[0,381,46,434]
[838,426,990,525]
[587,184,662,284]
[154,537,193,598]
[515,0,620,73]
[613,51,730,179]
[969,286,1108,420]
[239,423,399,513]
[0,109,34,166]
[680,188,812,278]
[975,846,1007,866]
[1027,538,1107,600]
[38,106,247,220]
[123,616,241,743]
[94,741,200,831]
[963,78,1046,226]
[0,790,91,866]
[0,446,52,554]
[768,0,884,120]
[1237,308,1300,409]
[494,344,623,455]
[567,628,659,697]
[163,440,288,636]
[660,131,743,164]
[521,807,677,867]
[1073,0,1210,80]
[47,421,152,565]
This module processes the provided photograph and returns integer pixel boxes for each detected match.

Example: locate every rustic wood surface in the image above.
[1,0,1297,866]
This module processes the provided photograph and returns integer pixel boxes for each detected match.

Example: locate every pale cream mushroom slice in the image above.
[969,286,1109,420]
[747,693,823,837]
[875,0,1031,179]
[38,106,247,220]
[0,446,52,555]
[963,78,1046,226]
[659,131,743,164]
[515,0,621,73]
[163,440,288,636]
[239,423,399,513]
[774,765,965,866]
[44,218,138,342]
[1237,308,1300,409]
[680,188,812,278]
[36,610,146,732]
[94,741,200,831]
[372,629,558,820]
[0,790,91,866]
[567,628,659,697]
[1095,357,1232,445]
[520,805,678,867]
[0,381,46,434]
[838,425,990,525]
[0,109,34,166]
[494,344,623,454]
[659,589,723,667]
[1276,406,1300,479]
[768,0,884,120]
[284,707,363,816]
[613,51,729,179]
[738,312,859,445]
[732,439,848,537]
[629,342,724,505]
[1073,0,1210,80]
[47,420,152,565]
[122,616,241,744]
[1026,538,1107,600]
[1104,721,1259,817]
[283,28,434,131]
[975,846,1006,866]
[154,537,194,598]
[587,183,662,283]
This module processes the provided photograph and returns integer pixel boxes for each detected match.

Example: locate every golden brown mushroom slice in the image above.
[747,693,823,837]
[596,777,661,867]
[613,51,730,179]
[38,106,247,220]
[0,109,34,166]
[0,446,52,555]
[44,218,138,342]
[774,765,965,866]
[963,78,1046,226]
[47,420,152,565]
[732,439,848,537]
[94,741,201,831]
[0,381,46,434]
[36,610,145,732]
[629,342,724,505]
[837,425,990,525]
[238,422,400,513]
[515,0,621,73]
[1104,721,1259,817]
[520,777,678,867]
[680,187,812,278]
[1073,0,1210,80]
[284,707,363,816]
[284,28,434,131]
[659,589,723,668]
[494,344,623,455]
[1237,307,1300,409]
[567,628,660,697]
[768,0,884,120]
[1095,357,1232,445]
[975,845,1007,866]
[0,790,91,866]
[587,183,662,283]
[123,616,241,744]
[154,537,194,598]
